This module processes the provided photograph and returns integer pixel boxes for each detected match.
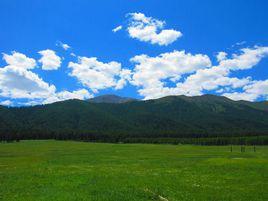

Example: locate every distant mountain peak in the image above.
[88,94,137,104]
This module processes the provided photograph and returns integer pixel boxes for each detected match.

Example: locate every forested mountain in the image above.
[1,94,268,144]
[88,94,137,103]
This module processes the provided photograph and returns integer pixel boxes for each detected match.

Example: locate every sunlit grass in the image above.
[0,140,267,201]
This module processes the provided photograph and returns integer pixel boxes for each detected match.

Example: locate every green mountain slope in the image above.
[88,94,137,103]
[239,100,268,111]
[0,95,268,141]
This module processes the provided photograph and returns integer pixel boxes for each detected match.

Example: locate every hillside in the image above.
[88,94,137,103]
[0,95,268,142]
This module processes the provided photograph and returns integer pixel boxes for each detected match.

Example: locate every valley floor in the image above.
[0,140,267,201]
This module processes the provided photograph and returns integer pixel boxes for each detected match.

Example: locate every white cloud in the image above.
[62,43,71,50]
[130,50,212,99]
[0,100,13,106]
[0,51,128,105]
[3,51,36,70]
[115,69,132,90]
[165,46,268,98]
[0,66,56,99]
[70,52,76,57]
[223,92,257,101]
[232,41,246,47]
[244,80,268,95]
[68,56,130,93]
[0,52,56,100]
[112,25,123,33]
[130,46,268,100]
[175,68,250,96]
[43,89,93,104]
[218,46,268,70]
[38,49,62,70]
[56,41,71,50]
[1,45,268,105]
[223,80,268,101]
[127,12,182,46]
[21,100,42,106]
[20,89,93,106]
[216,51,227,62]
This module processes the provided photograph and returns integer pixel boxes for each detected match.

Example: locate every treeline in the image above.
[0,95,268,145]
[1,132,268,145]
[120,136,268,145]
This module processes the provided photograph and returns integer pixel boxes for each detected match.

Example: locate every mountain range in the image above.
[88,94,137,103]
[0,94,268,142]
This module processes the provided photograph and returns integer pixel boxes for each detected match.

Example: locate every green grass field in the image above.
[0,140,267,201]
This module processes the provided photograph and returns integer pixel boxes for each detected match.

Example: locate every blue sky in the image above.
[0,0,268,106]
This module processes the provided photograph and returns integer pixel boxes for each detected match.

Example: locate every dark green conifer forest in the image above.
[1,95,268,145]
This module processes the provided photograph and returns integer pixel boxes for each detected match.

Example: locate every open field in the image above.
[0,140,267,201]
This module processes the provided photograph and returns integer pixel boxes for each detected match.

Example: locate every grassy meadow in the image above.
[0,140,267,201]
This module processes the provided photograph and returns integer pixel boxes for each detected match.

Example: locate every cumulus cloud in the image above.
[130,50,211,99]
[115,69,132,90]
[0,66,56,99]
[195,46,268,91]
[43,89,93,104]
[218,46,268,70]
[173,46,268,99]
[1,44,268,105]
[112,25,123,33]
[56,41,71,50]
[0,100,13,106]
[223,92,257,102]
[20,89,93,106]
[68,56,130,93]
[223,80,268,101]
[127,12,182,46]
[0,52,92,105]
[130,46,268,100]
[0,51,126,105]
[38,49,62,70]
[21,100,43,106]
[3,51,36,70]
[0,52,56,100]
[216,51,227,62]
[174,68,251,97]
